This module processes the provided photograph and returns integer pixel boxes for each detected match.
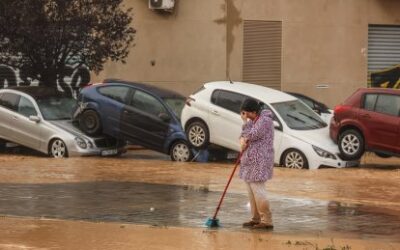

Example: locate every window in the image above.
[18,96,37,117]
[272,100,326,130]
[0,92,19,111]
[98,86,130,104]
[130,90,168,118]
[363,94,378,111]
[374,94,400,116]
[212,90,246,114]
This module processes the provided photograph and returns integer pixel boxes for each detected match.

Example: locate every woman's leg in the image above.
[249,182,272,225]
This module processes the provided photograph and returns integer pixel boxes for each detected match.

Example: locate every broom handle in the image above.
[212,149,245,219]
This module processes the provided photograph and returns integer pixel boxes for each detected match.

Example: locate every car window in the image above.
[212,90,246,114]
[18,96,37,117]
[98,86,130,104]
[130,90,168,118]
[163,97,185,118]
[374,94,400,116]
[0,92,20,111]
[363,94,377,111]
[37,97,77,120]
[298,95,314,109]
[272,100,327,130]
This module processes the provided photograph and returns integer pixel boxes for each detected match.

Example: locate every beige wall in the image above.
[93,0,400,107]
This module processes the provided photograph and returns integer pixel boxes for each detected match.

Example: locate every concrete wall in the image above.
[93,0,400,108]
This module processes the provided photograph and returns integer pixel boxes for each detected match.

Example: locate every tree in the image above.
[0,0,135,94]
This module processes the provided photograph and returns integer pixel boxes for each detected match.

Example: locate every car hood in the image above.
[48,120,87,139]
[287,126,339,154]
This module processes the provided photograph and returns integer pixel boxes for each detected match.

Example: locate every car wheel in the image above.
[186,121,209,149]
[282,149,309,169]
[374,152,392,158]
[79,110,102,136]
[49,139,68,158]
[170,141,192,162]
[0,139,6,152]
[338,129,364,160]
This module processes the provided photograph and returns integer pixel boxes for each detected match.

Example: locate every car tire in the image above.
[186,121,209,149]
[0,139,6,152]
[79,110,102,136]
[374,152,392,158]
[282,149,309,169]
[170,141,192,162]
[49,139,68,158]
[338,129,364,160]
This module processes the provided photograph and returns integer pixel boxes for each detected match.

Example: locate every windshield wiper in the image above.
[286,114,306,123]
[299,112,327,127]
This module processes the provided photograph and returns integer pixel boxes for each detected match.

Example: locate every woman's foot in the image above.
[251,223,274,230]
[242,221,259,227]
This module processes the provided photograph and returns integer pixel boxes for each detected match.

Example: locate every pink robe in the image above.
[239,110,274,182]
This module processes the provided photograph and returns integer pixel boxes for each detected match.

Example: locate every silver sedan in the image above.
[0,87,125,158]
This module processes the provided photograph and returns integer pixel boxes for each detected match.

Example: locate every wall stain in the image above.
[214,0,242,79]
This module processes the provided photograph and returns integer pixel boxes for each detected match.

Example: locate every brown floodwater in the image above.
[0,149,399,248]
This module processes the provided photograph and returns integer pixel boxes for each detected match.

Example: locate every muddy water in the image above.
[0,150,399,243]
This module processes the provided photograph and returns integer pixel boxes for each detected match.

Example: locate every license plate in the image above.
[101,149,118,156]
[346,161,360,167]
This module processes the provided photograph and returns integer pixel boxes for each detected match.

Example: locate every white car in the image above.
[181,81,358,169]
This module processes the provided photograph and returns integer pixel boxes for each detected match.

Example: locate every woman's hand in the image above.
[240,137,248,152]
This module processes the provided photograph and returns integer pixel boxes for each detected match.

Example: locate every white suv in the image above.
[181,81,358,169]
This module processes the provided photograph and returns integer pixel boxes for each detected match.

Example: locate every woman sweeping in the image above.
[239,98,274,230]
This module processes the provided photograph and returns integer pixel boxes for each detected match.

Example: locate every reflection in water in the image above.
[0,181,399,242]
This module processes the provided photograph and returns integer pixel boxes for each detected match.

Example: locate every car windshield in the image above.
[37,97,77,120]
[162,97,185,118]
[272,100,327,130]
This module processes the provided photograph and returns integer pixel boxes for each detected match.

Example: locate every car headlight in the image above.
[312,145,336,159]
[75,137,87,149]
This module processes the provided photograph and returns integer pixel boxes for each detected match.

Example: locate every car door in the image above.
[209,90,246,151]
[10,95,42,149]
[96,85,131,137]
[0,92,20,141]
[359,93,400,152]
[120,89,170,151]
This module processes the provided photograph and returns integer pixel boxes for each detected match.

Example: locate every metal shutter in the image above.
[243,20,282,90]
[368,25,400,71]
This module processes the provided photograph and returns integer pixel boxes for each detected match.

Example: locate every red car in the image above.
[330,88,400,160]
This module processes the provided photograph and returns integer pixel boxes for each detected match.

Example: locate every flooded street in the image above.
[0,149,399,249]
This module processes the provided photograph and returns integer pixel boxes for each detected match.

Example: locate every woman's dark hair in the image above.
[240,98,260,113]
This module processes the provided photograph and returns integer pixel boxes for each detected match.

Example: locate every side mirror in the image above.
[273,120,280,129]
[159,112,171,122]
[29,115,41,123]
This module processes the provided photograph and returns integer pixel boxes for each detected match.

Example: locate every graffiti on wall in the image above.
[0,65,91,97]
[369,65,400,89]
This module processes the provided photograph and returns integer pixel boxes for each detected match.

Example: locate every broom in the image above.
[205,147,246,228]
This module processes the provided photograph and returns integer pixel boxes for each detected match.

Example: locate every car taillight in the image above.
[333,105,348,114]
[185,97,195,106]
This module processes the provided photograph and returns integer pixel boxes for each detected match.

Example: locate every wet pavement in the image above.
[0,181,399,242]
[0,149,400,249]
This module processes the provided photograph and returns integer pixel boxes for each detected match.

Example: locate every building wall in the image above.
[93,0,400,108]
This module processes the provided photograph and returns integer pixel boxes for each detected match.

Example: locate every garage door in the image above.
[243,20,282,90]
[368,25,400,88]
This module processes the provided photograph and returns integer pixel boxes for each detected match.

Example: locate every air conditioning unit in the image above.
[149,0,175,11]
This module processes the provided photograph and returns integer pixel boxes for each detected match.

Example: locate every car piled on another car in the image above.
[330,87,400,160]
[0,87,125,158]
[181,81,359,169]
[72,80,192,162]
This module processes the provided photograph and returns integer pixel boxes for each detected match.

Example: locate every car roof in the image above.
[2,86,65,99]
[356,87,400,95]
[203,81,296,103]
[103,79,185,99]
